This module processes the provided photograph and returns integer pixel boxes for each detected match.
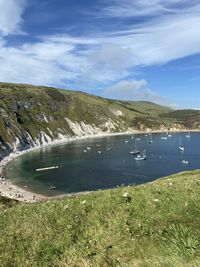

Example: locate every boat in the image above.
[130,139,140,155]
[185,132,191,138]
[49,185,56,190]
[134,150,147,161]
[181,160,189,164]
[36,166,59,172]
[125,140,129,144]
[86,147,91,150]
[148,135,153,143]
[179,146,184,152]
[179,135,184,151]
[98,150,102,154]
[161,136,167,140]
[168,134,172,137]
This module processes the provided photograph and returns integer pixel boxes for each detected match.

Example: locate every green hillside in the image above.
[0,82,175,158]
[1,170,200,266]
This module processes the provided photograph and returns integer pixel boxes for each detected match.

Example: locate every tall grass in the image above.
[0,170,200,266]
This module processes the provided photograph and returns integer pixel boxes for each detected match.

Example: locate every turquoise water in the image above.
[4,132,200,196]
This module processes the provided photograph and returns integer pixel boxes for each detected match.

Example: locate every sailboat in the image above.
[181,160,189,164]
[148,135,153,144]
[185,131,191,138]
[135,150,147,161]
[179,135,184,151]
[130,139,140,155]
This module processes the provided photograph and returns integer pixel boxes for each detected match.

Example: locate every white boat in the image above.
[130,139,140,155]
[182,160,189,164]
[36,166,59,172]
[124,140,129,144]
[161,136,167,140]
[98,150,102,154]
[86,147,91,150]
[134,150,147,161]
[179,146,184,152]
[168,134,172,137]
[49,185,56,190]
[148,135,153,143]
[179,135,184,151]
[185,132,191,138]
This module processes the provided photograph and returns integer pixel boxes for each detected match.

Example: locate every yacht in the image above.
[182,160,189,164]
[134,150,147,161]
[179,135,184,151]
[130,139,140,155]
[185,132,191,138]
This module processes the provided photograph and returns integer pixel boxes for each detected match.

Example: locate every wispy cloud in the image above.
[0,0,26,36]
[102,0,200,18]
[103,79,169,105]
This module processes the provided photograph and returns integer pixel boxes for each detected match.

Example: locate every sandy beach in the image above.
[0,128,197,203]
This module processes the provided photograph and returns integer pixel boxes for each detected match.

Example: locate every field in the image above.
[1,170,200,266]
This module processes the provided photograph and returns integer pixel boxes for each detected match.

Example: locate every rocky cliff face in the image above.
[0,82,186,159]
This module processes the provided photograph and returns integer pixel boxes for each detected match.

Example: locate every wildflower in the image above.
[64,204,69,209]
[153,199,160,202]
[81,200,86,204]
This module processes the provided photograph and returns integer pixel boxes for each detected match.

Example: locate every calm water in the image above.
[4,132,200,196]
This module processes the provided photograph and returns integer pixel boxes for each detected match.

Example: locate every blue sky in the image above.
[1,0,200,108]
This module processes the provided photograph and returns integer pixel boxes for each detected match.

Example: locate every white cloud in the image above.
[102,80,171,106]
[89,44,132,70]
[103,79,170,105]
[0,0,26,36]
[102,0,198,18]
[104,79,147,98]
[0,40,80,86]
[0,0,200,105]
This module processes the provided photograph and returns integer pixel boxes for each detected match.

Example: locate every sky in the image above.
[0,0,200,108]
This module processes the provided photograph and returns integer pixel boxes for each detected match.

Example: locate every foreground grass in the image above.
[1,171,200,267]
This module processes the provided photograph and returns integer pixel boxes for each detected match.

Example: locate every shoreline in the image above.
[0,128,199,203]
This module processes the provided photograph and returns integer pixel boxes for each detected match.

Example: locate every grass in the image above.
[0,170,200,266]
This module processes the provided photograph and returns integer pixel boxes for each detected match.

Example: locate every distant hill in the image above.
[0,82,198,158]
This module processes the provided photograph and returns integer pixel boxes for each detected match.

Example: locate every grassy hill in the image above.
[1,82,200,160]
[0,82,175,158]
[0,170,200,266]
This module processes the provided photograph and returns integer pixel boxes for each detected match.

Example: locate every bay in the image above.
[4,132,200,196]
